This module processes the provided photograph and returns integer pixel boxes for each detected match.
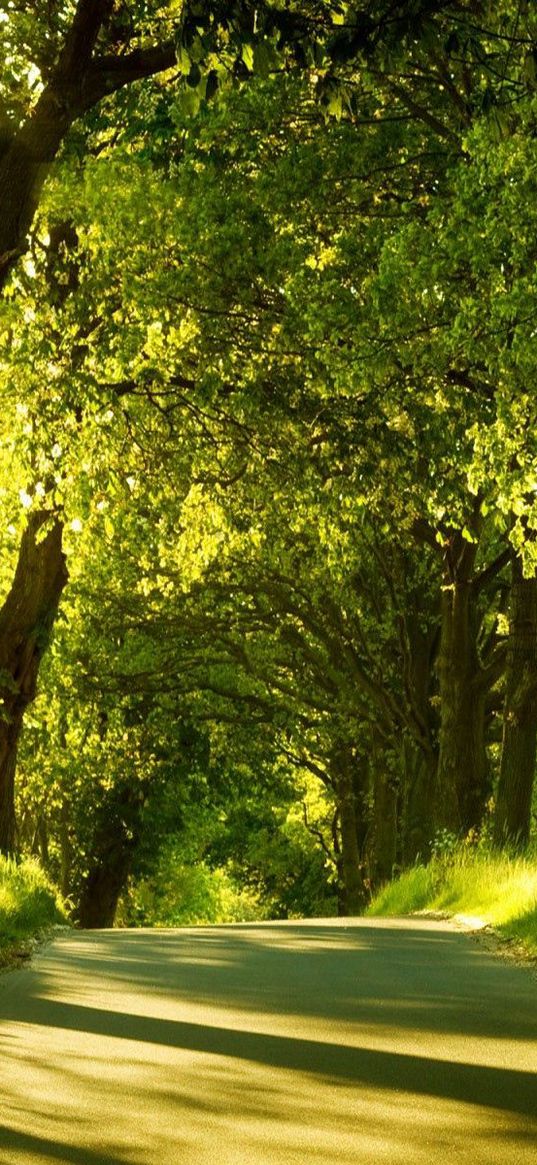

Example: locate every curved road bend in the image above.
[0,917,536,1164]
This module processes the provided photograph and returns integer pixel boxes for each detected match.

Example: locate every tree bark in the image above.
[76,782,143,928]
[76,860,131,929]
[371,766,398,886]
[494,556,537,849]
[365,726,399,886]
[398,606,439,863]
[400,740,437,864]
[0,512,68,853]
[331,744,367,915]
[436,568,487,836]
[59,798,73,899]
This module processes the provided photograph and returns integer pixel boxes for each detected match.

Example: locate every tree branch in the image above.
[473,547,511,595]
[82,41,177,110]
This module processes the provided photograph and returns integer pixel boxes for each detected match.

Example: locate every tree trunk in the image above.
[330,812,347,917]
[436,570,487,835]
[400,742,437,865]
[77,860,131,930]
[331,744,367,915]
[76,781,144,928]
[371,767,398,887]
[494,557,537,849]
[395,595,439,865]
[0,512,68,853]
[366,727,399,886]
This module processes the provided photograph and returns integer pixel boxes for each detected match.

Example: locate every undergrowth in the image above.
[367,846,537,956]
[0,855,68,966]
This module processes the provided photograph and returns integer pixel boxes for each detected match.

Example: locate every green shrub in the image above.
[0,856,67,950]
[122,857,267,927]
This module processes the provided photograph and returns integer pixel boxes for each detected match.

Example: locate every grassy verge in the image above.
[367,847,537,957]
[0,856,68,969]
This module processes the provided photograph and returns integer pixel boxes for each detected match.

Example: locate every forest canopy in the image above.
[1,1,537,925]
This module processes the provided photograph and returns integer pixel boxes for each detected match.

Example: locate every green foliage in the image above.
[3,2,537,927]
[211,792,339,919]
[500,902,537,954]
[367,864,438,916]
[122,850,264,927]
[368,846,537,955]
[0,855,67,954]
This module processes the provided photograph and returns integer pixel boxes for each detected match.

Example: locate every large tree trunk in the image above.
[331,744,367,915]
[77,860,131,930]
[0,512,68,853]
[401,742,437,864]
[59,798,73,899]
[76,782,144,928]
[399,606,439,864]
[494,557,537,849]
[436,555,487,835]
[371,766,398,887]
[329,812,347,917]
[366,727,399,887]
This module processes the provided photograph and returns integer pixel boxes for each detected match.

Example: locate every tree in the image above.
[2,1,535,290]
[494,552,537,848]
[5,0,537,891]
[0,0,179,288]
[5,54,508,877]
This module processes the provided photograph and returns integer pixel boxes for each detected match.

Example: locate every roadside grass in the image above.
[367,847,537,956]
[0,856,68,968]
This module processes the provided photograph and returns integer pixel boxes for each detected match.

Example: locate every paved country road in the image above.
[0,918,536,1164]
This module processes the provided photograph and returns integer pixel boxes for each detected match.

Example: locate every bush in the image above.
[0,856,67,951]
[122,856,266,927]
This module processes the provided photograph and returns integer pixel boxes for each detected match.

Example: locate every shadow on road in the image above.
[0,1126,139,1165]
[1,947,536,1119]
[1,921,536,1163]
[31,921,537,1043]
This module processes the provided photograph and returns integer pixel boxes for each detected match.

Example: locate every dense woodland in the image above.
[1,1,537,927]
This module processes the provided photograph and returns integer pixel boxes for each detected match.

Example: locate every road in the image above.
[0,917,536,1164]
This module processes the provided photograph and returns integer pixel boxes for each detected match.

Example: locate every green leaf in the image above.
[175,86,201,119]
[253,40,277,78]
[241,43,255,72]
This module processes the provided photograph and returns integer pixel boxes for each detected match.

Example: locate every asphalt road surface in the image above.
[0,917,536,1164]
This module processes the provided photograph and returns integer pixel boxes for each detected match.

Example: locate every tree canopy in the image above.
[1,0,537,924]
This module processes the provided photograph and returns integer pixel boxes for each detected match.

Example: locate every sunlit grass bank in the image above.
[367,848,537,956]
[0,856,67,966]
